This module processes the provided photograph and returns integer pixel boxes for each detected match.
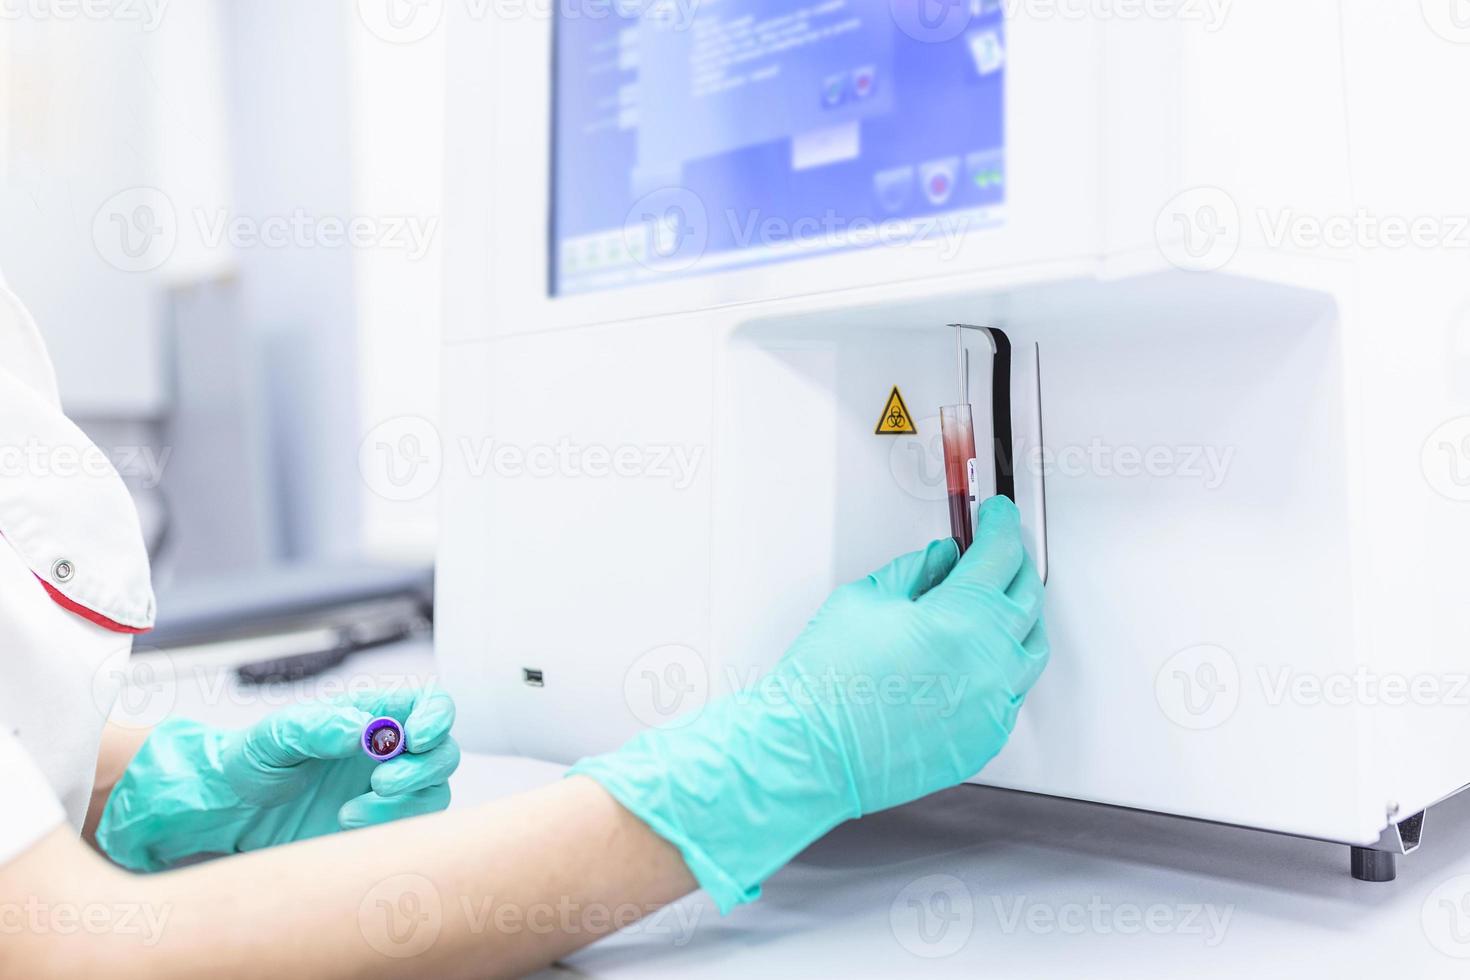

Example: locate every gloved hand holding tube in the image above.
[570,495,1048,912]
[97,687,460,872]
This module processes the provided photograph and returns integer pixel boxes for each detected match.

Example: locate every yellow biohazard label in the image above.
[875,386,918,435]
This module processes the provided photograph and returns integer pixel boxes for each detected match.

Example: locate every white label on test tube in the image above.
[966,457,979,502]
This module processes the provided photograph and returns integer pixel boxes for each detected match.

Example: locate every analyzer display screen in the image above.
[552,0,1006,296]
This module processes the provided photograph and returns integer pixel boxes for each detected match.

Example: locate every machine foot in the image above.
[1350,847,1397,882]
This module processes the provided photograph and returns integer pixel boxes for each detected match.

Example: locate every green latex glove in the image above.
[98,687,459,872]
[570,496,1048,912]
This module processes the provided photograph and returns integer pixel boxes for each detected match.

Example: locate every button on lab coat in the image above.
[0,279,156,867]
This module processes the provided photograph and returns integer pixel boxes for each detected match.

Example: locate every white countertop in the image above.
[515,759,1470,979]
[157,638,1470,977]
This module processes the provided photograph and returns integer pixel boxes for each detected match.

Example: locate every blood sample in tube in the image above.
[362,717,406,761]
[940,404,977,553]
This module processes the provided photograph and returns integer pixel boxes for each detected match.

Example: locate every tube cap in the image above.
[362,717,406,761]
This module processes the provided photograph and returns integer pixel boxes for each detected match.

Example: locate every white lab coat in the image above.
[0,277,156,867]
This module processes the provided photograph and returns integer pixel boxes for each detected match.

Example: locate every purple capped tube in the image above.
[362,717,406,761]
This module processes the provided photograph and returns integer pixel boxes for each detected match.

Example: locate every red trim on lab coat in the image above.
[36,576,150,635]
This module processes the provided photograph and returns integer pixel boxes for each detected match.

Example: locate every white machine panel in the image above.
[439,1,1470,855]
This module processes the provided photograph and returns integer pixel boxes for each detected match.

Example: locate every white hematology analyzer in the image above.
[436,2,1470,881]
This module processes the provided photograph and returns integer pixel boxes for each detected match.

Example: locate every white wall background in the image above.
[0,1,446,567]
[348,13,447,563]
[0,13,230,417]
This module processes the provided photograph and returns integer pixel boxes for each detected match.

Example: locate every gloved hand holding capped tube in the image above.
[97,687,460,872]
[571,495,1049,912]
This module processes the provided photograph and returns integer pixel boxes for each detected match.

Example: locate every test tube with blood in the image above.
[941,328,979,553]
[940,404,977,553]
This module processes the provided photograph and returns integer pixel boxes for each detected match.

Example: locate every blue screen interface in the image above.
[552,0,1006,296]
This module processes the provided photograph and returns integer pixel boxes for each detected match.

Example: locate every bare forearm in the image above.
[83,723,150,847]
[8,777,696,980]
[157,775,697,979]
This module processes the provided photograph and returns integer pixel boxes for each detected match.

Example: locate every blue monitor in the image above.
[552,0,1007,296]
